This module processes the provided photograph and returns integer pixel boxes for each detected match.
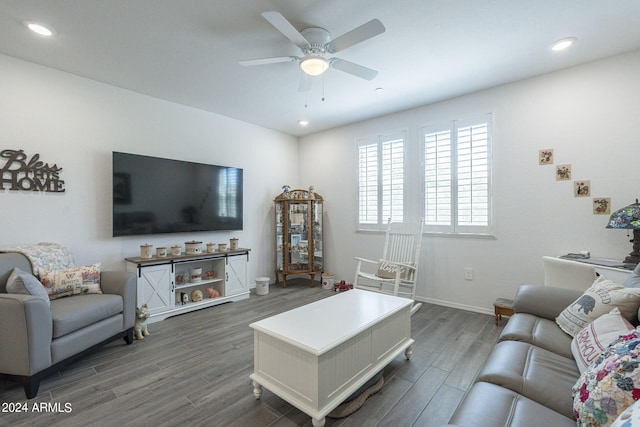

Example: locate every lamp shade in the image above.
[607,199,640,229]
[300,56,329,76]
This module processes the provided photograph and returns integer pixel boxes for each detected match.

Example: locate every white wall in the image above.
[299,49,640,314]
[0,53,298,284]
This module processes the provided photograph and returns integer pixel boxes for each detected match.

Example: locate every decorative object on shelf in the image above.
[185,241,202,255]
[156,247,167,257]
[206,287,220,298]
[176,274,187,285]
[606,199,640,264]
[190,268,202,282]
[593,198,611,215]
[218,243,227,252]
[0,149,65,193]
[140,244,153,259]
[191,290,203,302]
[230,238,239,250]
[274,188,324,288]
[171,245,182,256]
[206,243,216,253]
[539,149,554,165]
[574,180,590,197]
[179,292,189,305]
[556,164,572,180]
[282,185,290,194]
[205,270,215,280]
[134,304,150,340]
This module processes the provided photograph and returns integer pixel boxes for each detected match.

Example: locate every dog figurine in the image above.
[134,304,150,340]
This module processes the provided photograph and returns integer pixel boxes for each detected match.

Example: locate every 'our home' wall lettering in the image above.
[0,149,65,193]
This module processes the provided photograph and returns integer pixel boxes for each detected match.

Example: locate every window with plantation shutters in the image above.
[422,114,493,235]
[357,133,405,229]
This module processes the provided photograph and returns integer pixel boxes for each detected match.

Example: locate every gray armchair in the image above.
[0,252,136,398]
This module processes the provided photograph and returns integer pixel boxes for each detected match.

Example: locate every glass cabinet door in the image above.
[313,201,323,271]
[287,201,309,271]
[275,202,284,271]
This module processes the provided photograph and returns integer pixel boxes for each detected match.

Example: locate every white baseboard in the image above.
[415,296,494,317]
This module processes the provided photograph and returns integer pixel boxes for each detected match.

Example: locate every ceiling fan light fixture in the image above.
[300,56,329,76]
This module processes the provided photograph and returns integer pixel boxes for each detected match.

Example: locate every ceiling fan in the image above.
[239,11,385,85]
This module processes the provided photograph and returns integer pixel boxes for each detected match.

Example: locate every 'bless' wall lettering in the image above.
[0,149,65,193]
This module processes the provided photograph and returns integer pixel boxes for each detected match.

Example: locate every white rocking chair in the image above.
[354,220,424,315]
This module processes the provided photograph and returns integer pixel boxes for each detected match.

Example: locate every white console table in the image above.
[250,289,414,427]
[126,249,250,323]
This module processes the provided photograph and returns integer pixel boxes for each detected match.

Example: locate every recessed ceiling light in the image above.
[375,87,384,93]
[550,37,576,52]
[24,21,56,37]
[298,120,309,126]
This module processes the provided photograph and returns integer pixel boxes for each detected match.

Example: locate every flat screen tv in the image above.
[112,152,243,237]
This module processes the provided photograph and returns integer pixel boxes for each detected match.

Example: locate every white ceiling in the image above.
[1,0,640,137]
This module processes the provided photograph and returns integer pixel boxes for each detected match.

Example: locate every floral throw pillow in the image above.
[39,262,102,300]
[571,308,634,373]
[556,276,640,337]
[572,330,640,426]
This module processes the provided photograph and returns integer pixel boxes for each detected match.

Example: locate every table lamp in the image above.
[606,199,640,265]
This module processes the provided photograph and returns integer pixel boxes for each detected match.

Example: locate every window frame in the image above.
[356,131,407,231]
[421,113,494,237]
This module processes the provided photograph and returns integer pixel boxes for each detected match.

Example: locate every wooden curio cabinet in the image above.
[274,189,324,287]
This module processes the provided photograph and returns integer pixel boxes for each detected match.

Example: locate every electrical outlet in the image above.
[464,268,473,281]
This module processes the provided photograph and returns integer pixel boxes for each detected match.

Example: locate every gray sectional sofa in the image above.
[445,284,587,426]
[0,252,136,398]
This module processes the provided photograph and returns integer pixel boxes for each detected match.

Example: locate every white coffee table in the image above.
[250,289,414,427]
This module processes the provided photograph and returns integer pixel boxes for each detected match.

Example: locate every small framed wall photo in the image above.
[555,164,571,180]
[539,149,554,165]
[574,180,591,197]
[593,198,611,215]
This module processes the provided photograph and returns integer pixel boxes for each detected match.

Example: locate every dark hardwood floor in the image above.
[0,279,503,426]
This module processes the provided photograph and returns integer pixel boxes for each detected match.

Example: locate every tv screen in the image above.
[112,152,243,237]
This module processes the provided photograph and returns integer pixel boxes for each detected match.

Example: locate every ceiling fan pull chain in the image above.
[322,74,326,102]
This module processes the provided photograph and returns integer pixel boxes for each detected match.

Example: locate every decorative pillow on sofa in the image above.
[6,267,50,307]
[571,307,634,373]
[377,260,415,281]
[556,276,640,337]
[573,330,640,426]
[39,262,102,300]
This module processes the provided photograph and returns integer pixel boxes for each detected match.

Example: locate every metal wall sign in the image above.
[0,149,65,193]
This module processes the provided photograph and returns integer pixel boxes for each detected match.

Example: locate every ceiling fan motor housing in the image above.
[301,27,331,55]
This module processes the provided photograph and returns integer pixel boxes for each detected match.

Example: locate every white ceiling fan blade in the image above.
[330,58,378,80]
[326,19,385,53]
[239,56,298,66]
[261,11,309,50]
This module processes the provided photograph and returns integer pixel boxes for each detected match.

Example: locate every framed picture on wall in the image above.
[556,164,571,180]
[593,198,611,214]
[539,149,554,165]
[574,180,591,197]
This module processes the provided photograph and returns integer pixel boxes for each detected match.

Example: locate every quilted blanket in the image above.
[0,242,75,277]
